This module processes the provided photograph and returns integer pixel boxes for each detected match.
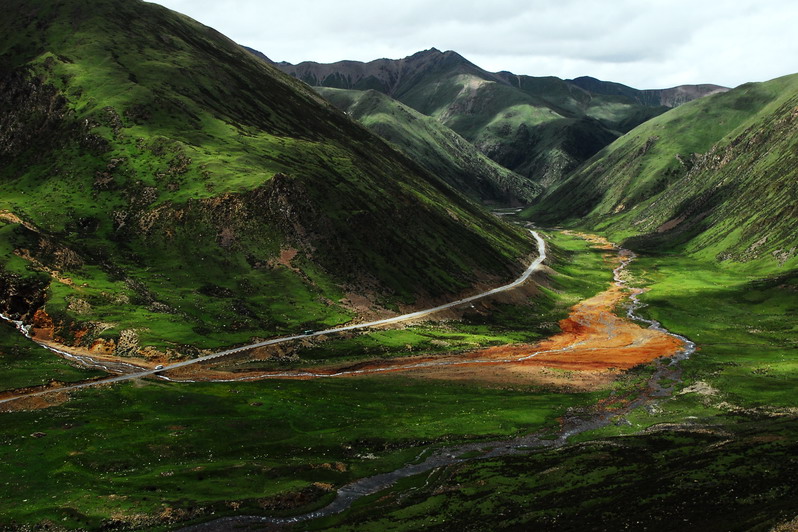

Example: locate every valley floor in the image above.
[0,230,795,530]
[288,243,798,531]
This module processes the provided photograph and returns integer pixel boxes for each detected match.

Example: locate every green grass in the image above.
[0,375,597,529]
[0,321,104,391]
[526,73,798,268]
[317,87,540,204]
[0,0,535,358]
[0,229,619,529]
[310,418,798,531]
[296,250,798,532]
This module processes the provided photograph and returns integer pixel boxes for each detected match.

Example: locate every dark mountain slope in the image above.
[274,50,722,188]
[277,48,504,106]
[0,0,534,358]
[316,87,541,203]
[525,73,798,268]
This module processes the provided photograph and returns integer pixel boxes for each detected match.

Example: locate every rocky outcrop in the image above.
[0,64,108,167]
[0,269,48,321]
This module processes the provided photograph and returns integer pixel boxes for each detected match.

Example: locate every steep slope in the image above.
[0,0,535,359]
[316,87,541,204]
[525,73,798,267]
[273,50,720,188]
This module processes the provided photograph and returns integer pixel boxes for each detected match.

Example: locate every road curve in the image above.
[0,230,546,405]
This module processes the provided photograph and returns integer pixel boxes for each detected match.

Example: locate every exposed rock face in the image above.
[0,66,107,166]
[0,269,48,321]
[0,68,70,161]
[653,84,729,107]
[115,329,140,357]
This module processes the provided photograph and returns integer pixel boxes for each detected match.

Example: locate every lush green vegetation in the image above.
[0,0,534,359]
[2,1,795,530]
[0,376,601,529]
[526,73,798,268]
[316,87,540,204]
[299,251,798,531]
[0,230,620,529]
[574,254,798,438]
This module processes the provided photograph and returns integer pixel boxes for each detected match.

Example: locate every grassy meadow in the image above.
[0,231,621,529]
[304,249,798,531]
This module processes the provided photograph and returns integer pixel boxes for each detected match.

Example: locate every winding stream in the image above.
[179,240,697,531]
[2,232,696,530]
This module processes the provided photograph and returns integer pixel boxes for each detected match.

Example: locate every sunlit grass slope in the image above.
[526,73,798,269]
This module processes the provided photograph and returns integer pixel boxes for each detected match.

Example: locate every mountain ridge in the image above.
[266,48,726,188]
[275,49,727,108]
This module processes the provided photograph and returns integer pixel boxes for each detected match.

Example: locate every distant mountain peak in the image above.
[567,75,728,107]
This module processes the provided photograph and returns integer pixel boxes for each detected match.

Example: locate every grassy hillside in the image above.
[525,73,798,268]
[0,0,535,359]
[315,249,798,531]
[275,50,721,188]
[415,70,629,188]
[316,87,540,204]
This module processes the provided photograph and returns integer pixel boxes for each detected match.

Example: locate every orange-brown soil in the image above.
[3,232,686,410]
[0,383,73,412]
[169,233,684,387]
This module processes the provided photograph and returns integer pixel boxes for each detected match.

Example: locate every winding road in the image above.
[181,237,697,531]
[0,230,547,405]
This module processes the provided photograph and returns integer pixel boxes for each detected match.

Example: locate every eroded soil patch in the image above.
[163,233,684,388]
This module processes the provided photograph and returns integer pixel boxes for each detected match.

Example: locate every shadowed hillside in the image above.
[273,49,724,188]
[0,0,535,359]
[316,87,541,204]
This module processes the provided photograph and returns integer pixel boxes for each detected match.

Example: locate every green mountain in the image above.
[316,87,541,204]
[0,0,534,358]
[274,49,725,188]
[524,73,798,268]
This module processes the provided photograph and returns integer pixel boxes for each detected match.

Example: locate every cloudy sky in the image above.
[154,0,797,89]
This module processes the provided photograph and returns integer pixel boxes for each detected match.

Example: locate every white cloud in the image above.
[151,0,798,88]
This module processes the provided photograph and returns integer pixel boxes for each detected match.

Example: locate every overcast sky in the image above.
[153,0,797,89]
